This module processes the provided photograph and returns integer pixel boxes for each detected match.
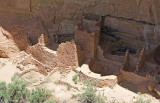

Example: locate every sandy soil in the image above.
[0,58,159,103]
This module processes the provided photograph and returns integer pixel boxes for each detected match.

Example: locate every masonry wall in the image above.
[26,44,58,70]
[57,40,82,69]
[75,18,100,61]
[26,40,82,72]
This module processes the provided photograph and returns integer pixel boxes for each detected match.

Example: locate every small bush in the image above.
[72,73,80,84]
[67,84,71,91]
[29,87,52,103]
[0,75,54,103]
[136,93,151,103]
[7,76,30,103]
[0,82,7,102]
[44,100,56,103]
[136,98,151,103]
[79,80,105,103]
[60,71,63,74]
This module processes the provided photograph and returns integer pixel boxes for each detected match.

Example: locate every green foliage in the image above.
[137,92,142,95]
[0,82,7,102]
[60,71,63,74]
[0,75,54,103]
[29,87,52,103]
[79,80,105,103]
[136,92,151,103]
[72,73,80,84]
[7,76,30,103]
[136,97,151,103]
[44,100,56,103]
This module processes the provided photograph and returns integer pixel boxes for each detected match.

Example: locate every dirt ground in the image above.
[0,58,159,103]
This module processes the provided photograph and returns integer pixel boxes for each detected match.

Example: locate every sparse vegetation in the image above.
[79,80,105,103]
[6,76,30,103]
[72,73,80,84]
[44,100,56,103]
[67,84,71,91]
[29,87,52,103]
[136,98,151,103]
[135,92,151,103]
[0,75,54,103]
[63,100,67,103]
[0,81,7,102]
[0,62,6,69]
[1,63,6,67]
[60,71,63,74]
[106,100,125,103]
[71,94,79,99]
[54,80,60,85]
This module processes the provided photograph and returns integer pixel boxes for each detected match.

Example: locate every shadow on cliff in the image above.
[0,12,50,57]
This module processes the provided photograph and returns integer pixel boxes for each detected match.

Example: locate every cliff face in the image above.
[31,0,160,34]
[0,0,160,57]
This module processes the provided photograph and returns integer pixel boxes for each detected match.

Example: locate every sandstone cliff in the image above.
[0,0,160,57]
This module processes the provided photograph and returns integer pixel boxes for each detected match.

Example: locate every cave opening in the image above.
[153,45,160,65]
[100,26,137,57]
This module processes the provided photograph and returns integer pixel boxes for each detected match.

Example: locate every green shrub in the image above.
[60,71,63,74]
[44,100,56,103]
[72,73,80,84]
[29,87,52,103]
[136,96,151,103]
[7,76,30,103]
[136,98,151,103]
[79,80,105,103]
[0,75,54,103]
[135,92,151,103]
[0,81,7,102]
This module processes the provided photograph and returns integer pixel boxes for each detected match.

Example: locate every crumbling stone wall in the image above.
[135,48,146,73]
[26,44,58,70]
[57,40,82,69]
[120,70,150,84]
[26,39,82,73]
[75,30,96,61]
[122,50,130,71]
[38,34,50,46]
[75,18,101,61]
[77,64,117,88]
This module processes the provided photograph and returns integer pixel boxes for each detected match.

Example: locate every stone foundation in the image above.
[76,64,117,88]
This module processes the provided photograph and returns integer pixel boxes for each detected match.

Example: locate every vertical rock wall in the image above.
[0,0,160,57]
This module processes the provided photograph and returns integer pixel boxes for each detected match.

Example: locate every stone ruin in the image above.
[9,14,160,96]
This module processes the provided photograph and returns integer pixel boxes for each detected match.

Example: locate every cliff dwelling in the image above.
[0,0,160,103]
